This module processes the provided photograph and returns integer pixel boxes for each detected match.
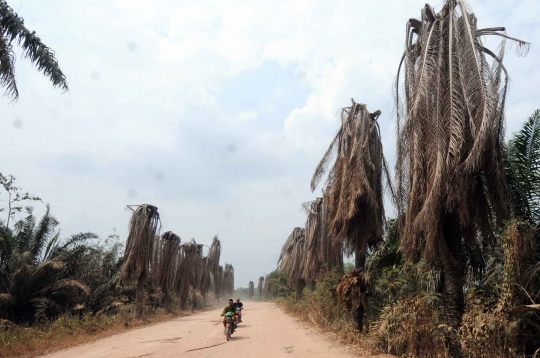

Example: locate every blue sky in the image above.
[1,0,539,288]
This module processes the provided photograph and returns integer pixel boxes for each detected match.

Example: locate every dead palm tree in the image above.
[176,239,203,309]
[0,1,68,100]
[120,204,160,319]
[278,227,306,300]
[155,231,180,312]
[212,265,223,301]
[208,236,221,298]
[199,256,212,305]
[259,275,270,297]
[302,198,344,283]
[258,276,264,300]
[223,264,234,297]
[395,0,528,328]
[248,281,254,299]
[311,100,390,331]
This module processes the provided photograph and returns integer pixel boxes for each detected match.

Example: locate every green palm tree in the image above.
[0,1,68,100]
[506,109,540,227]
[0,206,91,323]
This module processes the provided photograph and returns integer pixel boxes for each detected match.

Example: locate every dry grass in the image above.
[0,304,207,358]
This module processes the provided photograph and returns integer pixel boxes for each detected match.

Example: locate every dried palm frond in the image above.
[208,236,222,297]
[155,231,181,297]
[214,265,224,299]
[302,198,343,282]
[278,227,306,298]
[208,236,221,273]
[0,1,68,100]
[311,100,391,259]
[223,264,234,296]
[258,276,265,299]
[395,0,528,328]
[199,256,212,298]
[248,281,254,299]
[337,269,367,312]
[396,0,528,262]
[120,205,161,284]
[120,204,160,318]
[263,274,269,297]
[176,239,203,307]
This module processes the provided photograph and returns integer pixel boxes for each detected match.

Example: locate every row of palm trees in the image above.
[0,202,235,324]
[278,0,535,341]
[119,204,234,319]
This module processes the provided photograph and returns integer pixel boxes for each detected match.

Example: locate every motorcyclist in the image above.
[221,299,237,329]
[233,298,243,323]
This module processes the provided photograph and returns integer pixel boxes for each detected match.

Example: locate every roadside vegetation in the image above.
[0,178,236,357]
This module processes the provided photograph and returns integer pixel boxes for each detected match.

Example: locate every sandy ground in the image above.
[41,302,366,358]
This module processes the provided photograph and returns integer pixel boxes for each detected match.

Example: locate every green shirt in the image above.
[222,305,237,315]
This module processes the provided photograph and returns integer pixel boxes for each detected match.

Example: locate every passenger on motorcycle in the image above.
[233,298,243,323]
[221,299,237,328]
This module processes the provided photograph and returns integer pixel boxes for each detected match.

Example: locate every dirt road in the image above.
[42,302,362,357]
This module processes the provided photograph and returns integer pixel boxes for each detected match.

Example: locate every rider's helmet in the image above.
[236,298,241,302]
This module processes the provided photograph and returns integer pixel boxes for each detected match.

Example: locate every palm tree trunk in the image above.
[135,272,146,319]
[442,212,464,329]
[354,245,366,332]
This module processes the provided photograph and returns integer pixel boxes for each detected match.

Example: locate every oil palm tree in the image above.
[258,276,264,300]
[0,1,68,100]
[395,0,528,328]
[223,264,234,296]
[199,256,212,304]
[208,236,221,298]
[311,99,390,330]
[120,205,160,319]
[248,281,254,299]
[278,227,306,300]
[0,206,92,323]
[506,109,540,227]
[302,198,343,283]
[263,274,269,298]
[176,239,203,309]
[155,231,180,312]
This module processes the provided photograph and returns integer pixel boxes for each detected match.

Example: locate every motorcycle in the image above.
[223,312,237,341]
[236,307,243,324]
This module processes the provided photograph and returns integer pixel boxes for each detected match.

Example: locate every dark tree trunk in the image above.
[442,212,464,329]
[354,244,366,332]
[135,272,146,319]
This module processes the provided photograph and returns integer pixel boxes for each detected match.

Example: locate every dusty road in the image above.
[42,302,362,358]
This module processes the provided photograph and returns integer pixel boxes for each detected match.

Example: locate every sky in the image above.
[1,0,539,289]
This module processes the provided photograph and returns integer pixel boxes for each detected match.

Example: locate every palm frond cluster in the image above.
[0,1,68,100]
